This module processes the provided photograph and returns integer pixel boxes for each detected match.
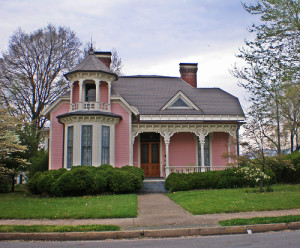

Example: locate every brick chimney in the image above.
[94,51,112,69]
[179,63,198,88]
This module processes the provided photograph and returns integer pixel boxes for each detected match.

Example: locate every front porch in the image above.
[131,123,239,178]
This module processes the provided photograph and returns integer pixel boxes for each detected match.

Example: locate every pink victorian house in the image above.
[42,50,245,178]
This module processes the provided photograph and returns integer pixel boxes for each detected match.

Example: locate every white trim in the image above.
[139,114,246,121]
[129,112,133,165]
[161,91,200,110]
[111,96,139,115]
[160,136,163,177]
[138,134,141,168]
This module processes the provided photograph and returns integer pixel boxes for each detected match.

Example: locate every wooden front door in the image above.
[141,142,160,177]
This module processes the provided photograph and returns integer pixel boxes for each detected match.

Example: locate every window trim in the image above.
[101,125,110,164]
[67,126,74,169]
[81,125,93,166]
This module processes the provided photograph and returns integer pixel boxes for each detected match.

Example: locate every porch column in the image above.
[130,132,139,166]
[79,79,84,110]
[108,82,111,111]
[160,131,174,177]
[95,81,100,102]
[69,82,74,111]
[195,131,208,171]
[227,133,231,164]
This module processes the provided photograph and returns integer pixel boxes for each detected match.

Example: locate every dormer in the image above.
[64,49,118,112]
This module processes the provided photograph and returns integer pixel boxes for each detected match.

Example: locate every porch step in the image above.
[139,179,168,194]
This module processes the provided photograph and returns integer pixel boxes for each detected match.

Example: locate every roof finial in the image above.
[89,37,94,54]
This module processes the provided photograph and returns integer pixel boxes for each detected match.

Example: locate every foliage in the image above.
[0,224,120,232]
[265,152,300,183]
[28,165,144,196]
[0,24,82,129]
[164,167,271,192]
[233,0,300,153]
[107,169,139,194]
[219,215,300,226]
[0,108,28,192]
[0,174,11,193]
[27,149,49,180]
[51,167,96,197]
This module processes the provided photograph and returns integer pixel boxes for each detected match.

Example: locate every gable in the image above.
[161,91,200,111]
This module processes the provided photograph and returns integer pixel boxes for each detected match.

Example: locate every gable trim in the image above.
[161,91,200,110]
[111,96,139,115]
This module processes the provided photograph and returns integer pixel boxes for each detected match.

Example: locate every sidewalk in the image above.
[1,193,300,241]
[1,193,299,230]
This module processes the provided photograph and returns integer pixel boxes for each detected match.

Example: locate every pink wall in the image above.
[169,132,196,167]
[100,81,108,103]
[72,82,79,103]
[50,102,70,170]
[111,102,130,167]
[211,132,228,167]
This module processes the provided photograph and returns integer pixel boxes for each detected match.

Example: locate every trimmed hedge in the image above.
[27,165,144,196]
[165,167,275,192]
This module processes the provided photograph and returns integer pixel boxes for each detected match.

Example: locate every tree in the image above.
[0,24,82,130]
[233,0,300,154]
[0,108,27,192]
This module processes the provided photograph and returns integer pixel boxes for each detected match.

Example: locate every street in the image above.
[1,230,299,248]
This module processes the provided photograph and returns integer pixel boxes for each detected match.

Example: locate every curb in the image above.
[0,222,299,241]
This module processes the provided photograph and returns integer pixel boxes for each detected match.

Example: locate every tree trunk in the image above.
[10,174,15,192]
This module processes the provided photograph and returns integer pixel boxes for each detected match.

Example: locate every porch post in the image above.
[79,79,83,110]
[160,131,174,178]
[69,82,74,111]
[227,133,231,164]
[195,131,208,172]
[95,81,100,102]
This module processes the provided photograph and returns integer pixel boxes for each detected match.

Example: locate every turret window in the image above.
[85,84,96,102]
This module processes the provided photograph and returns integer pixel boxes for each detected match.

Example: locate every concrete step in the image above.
[139,179,168,194]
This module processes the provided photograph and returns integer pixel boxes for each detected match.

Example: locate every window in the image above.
[198,135,210,166]
[81,125,92,166]
[101,126,110,164]
[85,84,96,102]
[170,97,190,108]
[67,126,73,168]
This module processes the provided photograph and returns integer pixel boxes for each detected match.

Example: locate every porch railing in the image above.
[71,102,110,112]
[165,165,238,177]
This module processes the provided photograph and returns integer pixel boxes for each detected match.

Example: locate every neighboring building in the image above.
[42,50,245,178]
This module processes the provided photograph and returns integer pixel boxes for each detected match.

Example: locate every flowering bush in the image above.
[236,166,272,185]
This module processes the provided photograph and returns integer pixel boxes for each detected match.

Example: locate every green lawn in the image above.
[0,191,138,219]
[0,224,120,232]
[219,215,300,226]
[167,184,300,215]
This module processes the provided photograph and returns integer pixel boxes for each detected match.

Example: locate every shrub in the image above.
[98,164,114,171]
[51,167,97,196]
[121,165,144,190]
[0,174,11,193]
[93,170,108,193]
[36,168,67,195]
[165,166,274,192]
[27,171,43,194]
[27,149,49,180]
[107,169,139,194]
[165,173,193,192]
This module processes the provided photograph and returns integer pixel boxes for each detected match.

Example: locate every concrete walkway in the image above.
[1,194,300,230]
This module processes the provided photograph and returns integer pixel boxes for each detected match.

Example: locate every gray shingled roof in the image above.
[64,53,117,78]
[112,76,244,116]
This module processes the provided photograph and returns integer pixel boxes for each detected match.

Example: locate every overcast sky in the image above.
[0,0,258,109]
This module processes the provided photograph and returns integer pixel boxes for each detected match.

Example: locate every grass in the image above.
[219,215,300,226]
[0,224,120,232]
[0,190,138,219]
[167,184,300,215]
